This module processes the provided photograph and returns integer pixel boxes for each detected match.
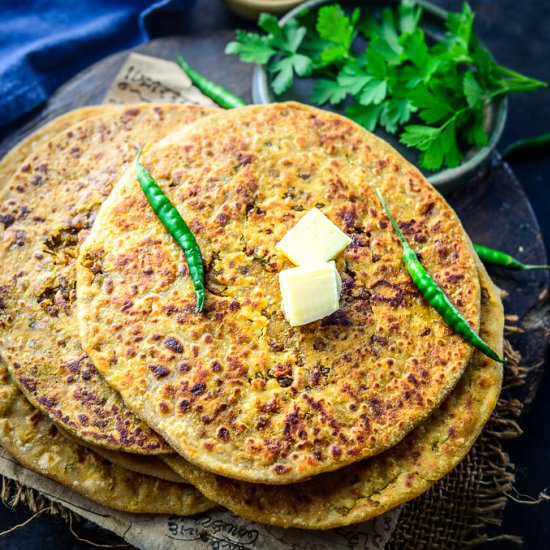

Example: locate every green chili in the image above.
[136,149,205,312]
[473,243,550,270]
[502,132,550,160]
[177,56,246,109]
[375,189,505,364]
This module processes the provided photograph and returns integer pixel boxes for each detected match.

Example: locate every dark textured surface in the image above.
[0,0,548,547]
[461,2,550,548]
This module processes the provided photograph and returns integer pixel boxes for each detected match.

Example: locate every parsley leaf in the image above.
[360,9,403,65]
[438,122,463,168]
[400,28,428,68]
[317,5,358,50]
[400,125,441,150]
[316,5,359,64]
[462,110,488,147]
[380,98,416,133]
[241,15,313,95]
[463,72,483,107]
[258,13,283,37]
[337,63,371,95]
[437,3,474,62]
[364,45,387,80]
[359,79,388,106]
[401,118,464,171]
[269,53,312,95]
[284,20,309,53]
[398,0,422,34]
[408,87,455,124]
[349,98,416,134]
[310,79,347,105]
[225,30,275,64]
[446,3,474,50]
[401,122,462,171]
[346,103,383,131]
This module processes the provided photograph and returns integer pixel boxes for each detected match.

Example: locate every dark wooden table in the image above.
[0,0,549,547]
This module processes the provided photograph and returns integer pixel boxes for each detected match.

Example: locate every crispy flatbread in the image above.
[88,447,186,484]
[163,261,502,528]
[0,106,124,187]
[0,107,185,484]
[0,361,214,515]
[77,102,481,483]
[0,104,216,454]
[58,426,186,483]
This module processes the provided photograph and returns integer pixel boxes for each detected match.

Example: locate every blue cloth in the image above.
[0,0,196,128]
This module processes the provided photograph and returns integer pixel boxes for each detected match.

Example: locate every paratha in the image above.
[163,261,502,528]
[0,104,216,454]
[85,446,187,483]
[0,110,185,484]
[0,361,214,515]
[0,106,124,187]
[77,102,481,483]
[58,426,187,483]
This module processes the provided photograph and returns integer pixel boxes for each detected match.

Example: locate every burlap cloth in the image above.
[0,53,546,549]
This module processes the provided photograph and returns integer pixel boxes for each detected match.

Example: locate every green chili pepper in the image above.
[177,56,246,109]
[136,149,205,313]
[502,132,550,160]
[473,243,550,270]
[375,189,505,364]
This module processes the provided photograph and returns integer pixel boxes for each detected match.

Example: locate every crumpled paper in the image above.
[0,52,401,549]
[103,52,216,106]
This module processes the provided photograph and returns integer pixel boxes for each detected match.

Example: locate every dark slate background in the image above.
[0,0,548,547]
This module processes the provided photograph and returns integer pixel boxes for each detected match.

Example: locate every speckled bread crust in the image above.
[164,261,503,528]
[77,102,481,483]
[87,447,187,483]
[0,106,124,188]
[0,104,217,454]
[57,426,187,483]
[0,361,214,515]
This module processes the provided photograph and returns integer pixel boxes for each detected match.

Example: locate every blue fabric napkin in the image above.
[0,0,196,128]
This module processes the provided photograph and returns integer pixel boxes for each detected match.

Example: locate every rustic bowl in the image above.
[251,0,507,195]
[224,0,305,21]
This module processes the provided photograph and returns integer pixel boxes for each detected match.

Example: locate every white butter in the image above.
[276,208,351,265]
[279,261,341,326]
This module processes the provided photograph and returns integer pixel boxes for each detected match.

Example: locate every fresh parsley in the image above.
[226,2,546,171]
[225,13,313,95]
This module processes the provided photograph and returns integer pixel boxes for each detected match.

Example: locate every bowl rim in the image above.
[251,0,508,191]
[226,0,304,7]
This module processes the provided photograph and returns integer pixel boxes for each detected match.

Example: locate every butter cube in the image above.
[276,208,351,265]
[279,261,341,326]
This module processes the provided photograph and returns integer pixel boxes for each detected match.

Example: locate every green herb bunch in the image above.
[226,1,545,171]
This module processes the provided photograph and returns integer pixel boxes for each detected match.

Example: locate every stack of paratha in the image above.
[0,102,503,528]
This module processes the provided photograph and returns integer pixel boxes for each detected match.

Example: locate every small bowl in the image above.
[224,0,305,21]
[251,0,507,195]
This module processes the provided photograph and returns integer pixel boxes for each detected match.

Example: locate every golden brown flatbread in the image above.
[163,261,502,528]
[0,104,216,455]
[57,426,187,483]
[77,102,481,483]
[0,106,124,187]
[0,361,214,515]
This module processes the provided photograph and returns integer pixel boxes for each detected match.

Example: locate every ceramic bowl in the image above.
[224,0,305,21]
[251,0,507,195]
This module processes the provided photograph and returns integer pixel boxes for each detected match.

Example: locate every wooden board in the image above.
[453,159,549,403]
[0,30,548,547]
